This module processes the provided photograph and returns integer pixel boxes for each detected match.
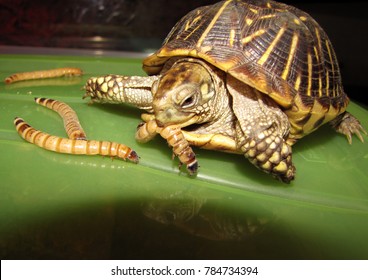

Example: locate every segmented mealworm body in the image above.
[136,120,198,175]
[135,119,159,143]
[34,97,87,140]
[161,125,198,175]
[14,117,139,163]
[5,67,83,84]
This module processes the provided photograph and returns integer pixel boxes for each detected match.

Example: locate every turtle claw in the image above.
[347,128,366,145]
[331,112,367,144]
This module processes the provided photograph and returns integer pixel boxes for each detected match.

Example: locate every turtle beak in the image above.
[155,107,176,127]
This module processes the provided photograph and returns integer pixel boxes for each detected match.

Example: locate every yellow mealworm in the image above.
[14,117,139,163]
[135,120,159,143]
[5,67,83,84]
[161,126,198,175]
[34,97,87,140]
[136,119,198,175]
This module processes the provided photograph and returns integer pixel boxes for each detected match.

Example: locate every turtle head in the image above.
[152,60,216,127]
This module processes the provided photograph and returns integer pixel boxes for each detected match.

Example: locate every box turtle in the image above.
[84,0,366,183]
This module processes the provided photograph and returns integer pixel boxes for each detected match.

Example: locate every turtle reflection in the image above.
[142,190,270,241]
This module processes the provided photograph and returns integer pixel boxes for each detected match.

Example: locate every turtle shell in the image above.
[143,0,348,114]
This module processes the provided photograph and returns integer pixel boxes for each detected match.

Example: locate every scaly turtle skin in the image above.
[84,0,366,183]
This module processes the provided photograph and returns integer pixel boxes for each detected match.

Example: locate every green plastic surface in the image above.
[1,54,368,259]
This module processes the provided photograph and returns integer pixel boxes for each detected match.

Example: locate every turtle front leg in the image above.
[83,75,160,111]
[227,77,295,182]
[236,122,295,183]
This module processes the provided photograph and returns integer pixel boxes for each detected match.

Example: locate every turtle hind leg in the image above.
[330,111,367,144]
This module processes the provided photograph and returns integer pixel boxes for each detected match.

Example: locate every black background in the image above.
[1,0,367,105]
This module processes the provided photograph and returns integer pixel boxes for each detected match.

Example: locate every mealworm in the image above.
[135,120,159,143]
[136,119,198,175]
[14,117,139,163]
[5,67,83,84]
[161,125,198,175]
[34,97,87,140]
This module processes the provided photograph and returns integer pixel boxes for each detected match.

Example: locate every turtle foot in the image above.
[330,112,367,144]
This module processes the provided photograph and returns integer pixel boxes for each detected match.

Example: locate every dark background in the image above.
[0,0,367,105]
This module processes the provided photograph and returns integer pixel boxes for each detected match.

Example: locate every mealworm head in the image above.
[14,117,28,130]
[5,77,13,84]
[127,150,140,163]
[187,161,198,176]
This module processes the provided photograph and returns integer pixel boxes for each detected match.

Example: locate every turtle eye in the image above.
[180,94,196,108]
